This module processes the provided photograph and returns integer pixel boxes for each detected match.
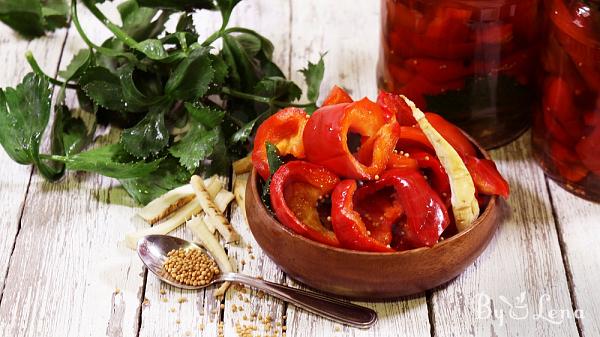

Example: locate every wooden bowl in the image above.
[245,146,502,300]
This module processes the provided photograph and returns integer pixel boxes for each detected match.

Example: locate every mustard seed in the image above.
[163,248,219,286]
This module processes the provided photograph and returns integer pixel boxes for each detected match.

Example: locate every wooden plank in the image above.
[137,214,223,337]
[221,1,291,336]
[548,180,600,337]
[139,2,293,336]
[222,174,287,337]
[285,1,432,336]
[135,8,226,337]
[0,22,68,307]
[137,174,226,337]
[0,5,149,337]
[289,0,383,101]
[431,134,579,337]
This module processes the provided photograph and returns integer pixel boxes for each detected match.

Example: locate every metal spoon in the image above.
[137,235,377,328]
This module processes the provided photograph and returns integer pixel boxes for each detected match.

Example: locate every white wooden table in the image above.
[1,1,599,336]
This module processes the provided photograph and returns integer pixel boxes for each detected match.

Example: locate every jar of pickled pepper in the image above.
[377,0,542,149]
[533,0,600,201]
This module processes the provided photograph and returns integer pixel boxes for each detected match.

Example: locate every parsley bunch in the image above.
[0,0,325,204]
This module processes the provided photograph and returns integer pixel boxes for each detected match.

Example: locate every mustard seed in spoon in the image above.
[163,248,220,286]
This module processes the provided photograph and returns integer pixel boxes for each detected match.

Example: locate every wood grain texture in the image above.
[431,134,579,337]
[138,218,223,337]
[289,0,382,101]
[220,1,292,335]
[0,22,69,300]
[548,180,600,337]
[222,174,287,337]
[285,1,431,336]
[0,5,148,337]
[1,1,597,337]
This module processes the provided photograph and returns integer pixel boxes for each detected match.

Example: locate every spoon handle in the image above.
[219,273,377,328]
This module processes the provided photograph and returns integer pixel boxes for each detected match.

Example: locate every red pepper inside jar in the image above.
[377,0,542,149]
[533,0,600,201]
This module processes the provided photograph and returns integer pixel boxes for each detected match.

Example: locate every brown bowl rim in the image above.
[249,130,499,257]
[251,179,497,257]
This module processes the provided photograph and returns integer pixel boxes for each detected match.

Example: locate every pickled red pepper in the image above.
[255,87,509,252]
[251,107,308,180]
[533,0,600,201]
[378,0,541,148]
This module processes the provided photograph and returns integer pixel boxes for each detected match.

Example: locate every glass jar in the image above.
[533,0,600,201]
[377,0,542,149]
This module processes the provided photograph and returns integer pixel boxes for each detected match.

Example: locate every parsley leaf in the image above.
[254,77,302,103]
[48,143,162,179]
[169,124,221,171]
[231,115,259,144]
[118,64,165,108]
[52,105,95,157]
[216,0,242,28]
[185,102,225,129]
[42,0,69,31]
[120,103,170,158]
[0,0,327,204]
[165,47,215,101]
[0,0,68,38]
[0,73,52,164]
[300,54,325,103]
[59,49,93,81]
[221,34,259,92]
[118,0,171,41]
[261,142,283,210]
[81,66,145,112]
[120,156,191,205]
[0,73,63,180]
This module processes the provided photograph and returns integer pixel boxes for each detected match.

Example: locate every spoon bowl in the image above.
[137,234,213,290]
[136,235,378,328]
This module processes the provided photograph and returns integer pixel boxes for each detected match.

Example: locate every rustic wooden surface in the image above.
[0,1,597,337]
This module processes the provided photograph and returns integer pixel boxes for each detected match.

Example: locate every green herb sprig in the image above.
[0,0,325,204]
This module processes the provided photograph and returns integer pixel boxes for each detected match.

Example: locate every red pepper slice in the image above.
[252,108,308,180]
[355,121,401,168]
[404,58,472,84]
[387,1,427,32]
[425,6,472,42]
[270,161,340,247]
[543,77,583,140]
[473,23,513,45]
[385,62,415,89]
[304,98,398,179]
[424,113,477,157]
[576,126,600,175]
[396,126,435,153]
[552,141,589,182]
[543,109,576,145]
[583,110,600,127]
[387,153,419,170]
[331,180,395,252]
[389,28,475,60]
[410,150,451,199]
[544,77,574,123]
[322,85,353,106]
[463,156,510,198]
[360,168,450,248]
[354,184,404,246]
[377,90,417,125]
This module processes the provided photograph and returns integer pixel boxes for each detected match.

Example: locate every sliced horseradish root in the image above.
[401,95,479,231]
